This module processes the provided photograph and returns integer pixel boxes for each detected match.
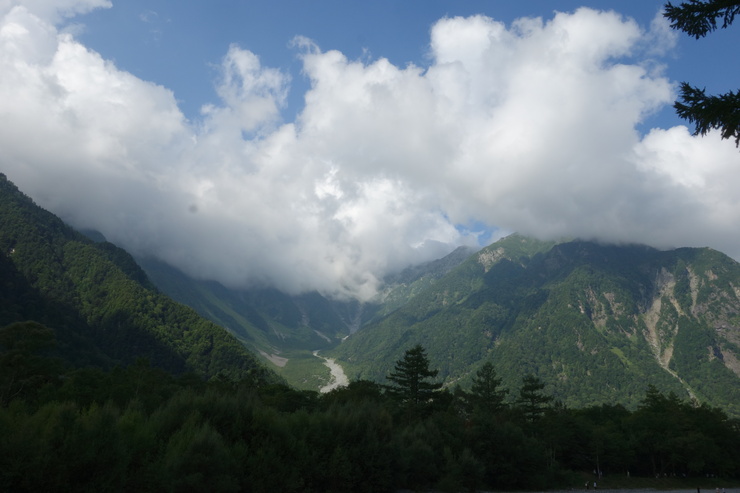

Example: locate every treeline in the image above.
[2,337,739,493]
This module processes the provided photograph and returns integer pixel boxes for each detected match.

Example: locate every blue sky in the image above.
[78,0,735,128]
[1,0,739,299]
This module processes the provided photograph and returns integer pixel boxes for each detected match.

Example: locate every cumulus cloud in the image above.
[1,4,739,300]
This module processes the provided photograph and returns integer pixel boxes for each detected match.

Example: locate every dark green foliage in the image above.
[664,0,740,38]
[320,379,386,407]
[468,360,508,414]
[0,321,60,406]
[470,415,549,488]
[515,374,554,422]
[1,350,739,491]
[663,1,740,145]
[674,83,740,146]
[161,416,240,492]
[573,404,633,475]
[628,386,740,477]
[385,344,442,417]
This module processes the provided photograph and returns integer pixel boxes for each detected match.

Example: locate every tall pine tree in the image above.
[385,345,442,411]
[515,374,553,422]
[469,361,508,414]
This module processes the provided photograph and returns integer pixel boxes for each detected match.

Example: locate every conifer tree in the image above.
[469,361,508,414]
[664,0,740,146]
[515,374,553,422]
[385,345,442,408]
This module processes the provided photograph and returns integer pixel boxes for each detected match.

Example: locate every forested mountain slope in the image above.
[331,235,740,414]
[0,173,276,383]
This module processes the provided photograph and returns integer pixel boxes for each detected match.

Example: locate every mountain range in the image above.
[2,173,738,415]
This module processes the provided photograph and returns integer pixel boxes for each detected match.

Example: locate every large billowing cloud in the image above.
[1,3,739,300]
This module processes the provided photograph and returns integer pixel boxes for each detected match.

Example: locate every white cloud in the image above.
[0,0,110,25]
[1,5,739,301]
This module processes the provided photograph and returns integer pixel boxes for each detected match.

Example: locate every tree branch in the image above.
[675,82,740,145]
[664,0,740,38]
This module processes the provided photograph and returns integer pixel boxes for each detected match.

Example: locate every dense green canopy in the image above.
[2,338,739,492]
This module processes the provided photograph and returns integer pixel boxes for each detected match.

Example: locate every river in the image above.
[313,351,349,393]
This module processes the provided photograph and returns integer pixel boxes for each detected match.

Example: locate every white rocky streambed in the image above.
[313,351,349,393]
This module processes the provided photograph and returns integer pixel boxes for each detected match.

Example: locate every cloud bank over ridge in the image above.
[1,1,739,300]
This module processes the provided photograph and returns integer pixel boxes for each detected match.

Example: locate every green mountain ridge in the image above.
[0,173,277,384]
[330,235,740,414]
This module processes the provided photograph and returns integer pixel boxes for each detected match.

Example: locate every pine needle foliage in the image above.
[385,344,442,408]
[664,0,740,146]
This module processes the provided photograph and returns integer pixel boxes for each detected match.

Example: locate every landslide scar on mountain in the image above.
[643,268,679,370]
[477,248,505,272]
